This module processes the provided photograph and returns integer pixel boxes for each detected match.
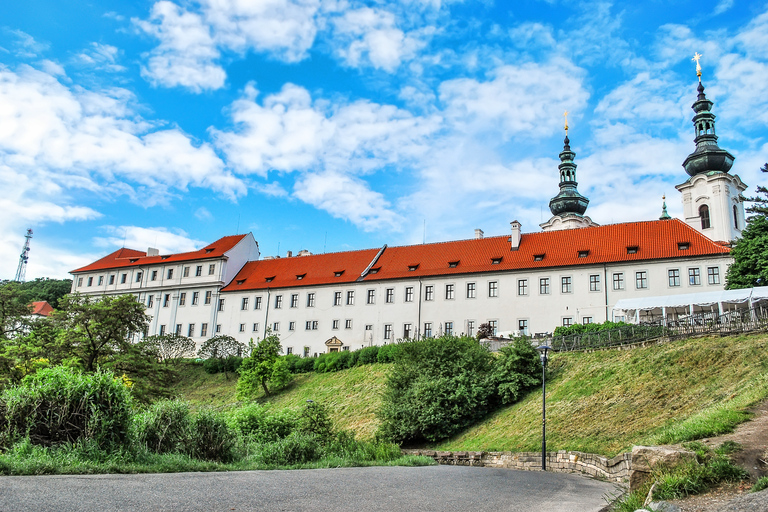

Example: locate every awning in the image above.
[613,286,768,312]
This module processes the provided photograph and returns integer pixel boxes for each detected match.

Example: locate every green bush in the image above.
[376,343,401,363]
[189,409,236,462]
[132,399,192,454]
[356,346,379,365]
[377,336,495,444]
[228,402,296,443]
[293,356,316,373]
[492,338,541,404]
[255,431,322,465]
[203,355,242,374]
[0,366,132,450]
[297,401,335,443]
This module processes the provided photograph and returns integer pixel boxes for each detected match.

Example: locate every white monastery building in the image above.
[70,75,747,356]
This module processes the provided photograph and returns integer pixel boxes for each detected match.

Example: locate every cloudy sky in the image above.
[1,0,767,280]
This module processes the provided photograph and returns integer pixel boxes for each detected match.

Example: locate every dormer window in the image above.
[533,254,544,262]
[296,274,306,280]
[578,250,589,258]
[408,264,419,271]
[236,279,246,285]
[129,258,138,263]
[205,248,215,254]
[334,271,344,277]
[448,261,460,268]
[627,246,639,254]
[677,242,690,251]
[491,257,503,264]
[369,267,380,274]
[265,276,275,283]
[161,255,170,260]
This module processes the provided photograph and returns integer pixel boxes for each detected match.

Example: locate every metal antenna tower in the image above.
[14,228,33,282]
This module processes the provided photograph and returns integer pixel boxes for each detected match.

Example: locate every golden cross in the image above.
[692,52,702,80]
[563,110,569,134]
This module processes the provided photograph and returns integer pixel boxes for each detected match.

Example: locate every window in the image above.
[578,250,589,258]
[367,289,375,304]
[583,317,593,325]
[405,287,414,302]
[164,294,171,307]
[488,281,498,297]
[345,319,352,329]
[304,347,310,357]
[334,291,342,306]
[424,285,434,301]
[195,265,202,277]
[209,264,216,275]
[668,269,680,287]
[254,296,262,310]
[424,322,432,338]
[290,294,299,308]
[365,324,373,331]
[466,282,476,299]
[275,295,283,309]
[216,324,222,333]
[217,298,225,311]
[239,323,246,333]
[77,277,83,287]
[561,276,572,294]
[488,320,497,336]
[403,323,412,339]
[613,273,624,290]
[120,273,127,284]
[678,242,690,251]
[167,269,174,279]
[183,266,190,278]
[467,320,475,337]
[445,284,455,300]
[346,290,355,305]
[518,279,528,296]
[626,246,639,255]
[179,292,186,306]
[98,276,104,285]
[252,323,259,332]
[201,323,208,337]
[444,322,453,336]
[287,347,293,355]
[539,278,550,294]
[305,321,318,330]
[699,204,711,229]
[562,317,573,327]
[109,275,115,285]
[289,322,296,331]
[241,297,249,310]
[708,267,721,285]
[147,295,154,308]
[589,275,600,292]
[151,270,158,281]
[636,271,648,289]
[272,322,279,332]
[136,272,143,282]
[386,288,394,303]
[192,292,199,305]
[307,293,315,307]
[332,320,340,330]
[175,324,182,335]
[205,291,212,305]
[159,325,166,336]
[492,257,503,264]
[689,268,701,286]
[734,205,739,229]
[518,319,528,335]
[384,324,392,340]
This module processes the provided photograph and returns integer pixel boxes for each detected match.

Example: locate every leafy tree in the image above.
[198,335,246,379]
[476,322,494,340]
[727,164,768,289]
[236,331,290,398]
[53,293,149,372]
[492,338,542,405]
[17,278,72,308]
[144,333,195,363]
[0,282,33,340]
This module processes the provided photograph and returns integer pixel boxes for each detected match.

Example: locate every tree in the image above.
[53,293,149,372]
[144,333,195,363]
[0,282,33,340]
[726,164,768,289]
[197,335,246,378]
[476,322,494,340]
[491,338,542,405]
[236,331,289,398]
[17,278,73,308]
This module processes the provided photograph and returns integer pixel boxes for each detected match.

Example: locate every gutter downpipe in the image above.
[417,278,423,339]
[603,263,610,322]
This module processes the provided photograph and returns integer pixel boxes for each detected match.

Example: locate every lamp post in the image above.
[536,345,551,471]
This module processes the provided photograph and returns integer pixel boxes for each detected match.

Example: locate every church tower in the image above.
[675,54,746,243]
[540,114,599,231]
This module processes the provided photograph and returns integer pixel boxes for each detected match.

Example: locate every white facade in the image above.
[676,172,747,243]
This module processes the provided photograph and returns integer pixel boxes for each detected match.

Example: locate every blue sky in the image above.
[1,0,767,280]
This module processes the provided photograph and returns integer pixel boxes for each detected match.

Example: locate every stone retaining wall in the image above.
[403,449,631,483]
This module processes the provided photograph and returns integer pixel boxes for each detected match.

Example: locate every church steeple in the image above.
[548,130,590,217]
[659,195,672,220]
[682,55,735,177]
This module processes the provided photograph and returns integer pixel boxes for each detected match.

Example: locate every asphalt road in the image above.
[0,466,620,512]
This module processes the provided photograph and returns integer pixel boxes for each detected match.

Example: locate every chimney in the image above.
[287,250,293,257]
[510,221,522,251]
[474,229,484,240]
[147,247,160,257]
[298,249,312,257]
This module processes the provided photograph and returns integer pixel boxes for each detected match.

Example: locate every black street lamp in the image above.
[536,345,551,471]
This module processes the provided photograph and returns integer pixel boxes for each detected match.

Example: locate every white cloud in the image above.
[93,225,207,254]
[594,72,686,125]
[74,43,127,73]
[714,0,734,16]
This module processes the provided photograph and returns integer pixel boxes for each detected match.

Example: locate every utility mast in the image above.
[14,228,33,282]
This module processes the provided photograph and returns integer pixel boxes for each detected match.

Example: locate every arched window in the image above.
[699,205,711,230]
[734,205,739,229]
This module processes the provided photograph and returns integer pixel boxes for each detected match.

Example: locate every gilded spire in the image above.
[692,52,702,82]
[659,195,672,220]
[563,110,569,135]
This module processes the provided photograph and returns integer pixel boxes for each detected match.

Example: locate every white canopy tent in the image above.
[613,287,768,324]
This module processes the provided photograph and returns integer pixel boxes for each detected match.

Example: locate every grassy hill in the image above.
[172,333,768,455]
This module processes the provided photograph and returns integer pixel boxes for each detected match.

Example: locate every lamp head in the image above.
[536,345,551,364]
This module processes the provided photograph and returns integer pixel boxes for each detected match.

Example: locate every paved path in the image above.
[0,466,619,512]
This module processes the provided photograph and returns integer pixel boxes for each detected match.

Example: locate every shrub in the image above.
[0,366,132,450]
[189,409,236,462]
[293,356,316,373]
[132,399,192,454]
[377,336,495,444]
[228,402,296,443]
[203,355,242,375]
[376,343,401,363]
[356,346,379,365]
[256,431,322,466]
[297,401,335,443]
[492,338,542,404]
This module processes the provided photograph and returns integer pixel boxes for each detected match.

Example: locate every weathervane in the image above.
[563,110,569,135]
[692,52,702,81]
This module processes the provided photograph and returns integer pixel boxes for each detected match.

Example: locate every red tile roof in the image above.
[223,219,730,292]
[71,235,249,273]
[30,301,54,316]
